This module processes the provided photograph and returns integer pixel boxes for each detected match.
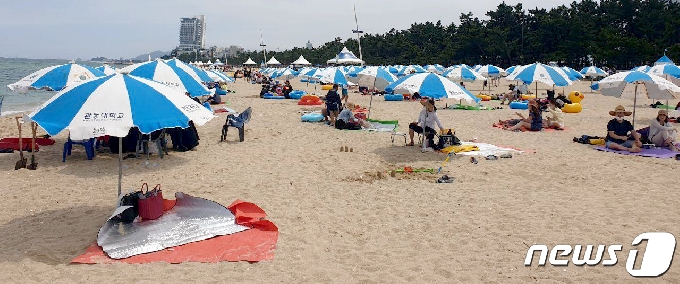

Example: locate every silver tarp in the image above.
[97,192,250,259]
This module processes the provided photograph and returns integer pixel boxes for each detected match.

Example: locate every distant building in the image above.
[179,15,206,50]
[306,41,313,49]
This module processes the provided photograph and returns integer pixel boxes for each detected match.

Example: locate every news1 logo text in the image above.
[524,232,676,277]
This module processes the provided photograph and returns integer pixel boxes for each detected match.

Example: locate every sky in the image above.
[1,0,578,60]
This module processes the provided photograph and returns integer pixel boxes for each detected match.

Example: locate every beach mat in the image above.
[594,146,678,159]
[0,137,55,146]
[0,141,39,152]
[71,200,278,264]
[443,142,524,156]
[366,119,398,132]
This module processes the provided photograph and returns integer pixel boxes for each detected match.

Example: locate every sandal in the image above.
[406,142,414,146]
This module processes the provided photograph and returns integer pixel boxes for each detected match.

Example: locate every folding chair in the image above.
[391,122,407,146]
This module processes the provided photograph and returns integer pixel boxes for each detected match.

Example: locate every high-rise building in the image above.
[306,41,313,49]
[178,15,206,50]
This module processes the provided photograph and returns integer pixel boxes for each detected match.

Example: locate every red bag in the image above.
[137,183,164,220]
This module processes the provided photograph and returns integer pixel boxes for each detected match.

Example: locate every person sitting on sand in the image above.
[648,109,678,152]
[206,92,222,105]
[543,99,565,129]
[500,84,519,105]
[335,102,371,130]
[605,105,642,152]
[408,98,445,152]
[504,99,542,131]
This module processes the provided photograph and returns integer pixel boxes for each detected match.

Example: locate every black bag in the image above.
[114,190,142,223]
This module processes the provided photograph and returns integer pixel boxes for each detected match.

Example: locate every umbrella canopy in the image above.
[442,66,486,82]
[507,63,572,86]
[385,73,480,104]
[29,74,214,140]
[95,64,117,76]
[243,58,257,65]
[166,58,214,83]
[8,62,106,93]
[356,67,398,90]
[207,70,234,82]
[647,64,680,79]
[631,65,651,73]
[561,67,584,80]
[476,65,504,78]
[119,59,212,97]
[591,71,680,101]
[580,66,607,78]
[655,55,674,66]
[318,68,348,85]
[271,68,298,81]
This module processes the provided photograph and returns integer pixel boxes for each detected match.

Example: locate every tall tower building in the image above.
[179,15,206,50]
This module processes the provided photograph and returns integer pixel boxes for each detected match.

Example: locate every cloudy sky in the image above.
[1,0,577,60]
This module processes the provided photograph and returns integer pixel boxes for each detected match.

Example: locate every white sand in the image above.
[0,77,678,282]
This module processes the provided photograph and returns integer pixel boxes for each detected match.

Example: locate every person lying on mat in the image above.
[504,99,542,131]
[408,98,445,151]
[335,102,370,130]
[649,109,678,152]
[543,99,565,129]
[605,105,642,152]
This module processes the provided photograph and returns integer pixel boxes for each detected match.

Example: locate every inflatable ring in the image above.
[263,94,285,99]
[475,94,491,101]
[521,94,537,100]
[562,103,582,113]
[298,95,323,105]
[289,92,305,100]
[321,84,333,90]
[385,94,404,101]
[509,101,529,109]
[301,113,324,122]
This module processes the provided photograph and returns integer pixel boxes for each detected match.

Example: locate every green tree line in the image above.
[222,0,680,69]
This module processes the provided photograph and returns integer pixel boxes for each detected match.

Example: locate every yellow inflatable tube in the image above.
[521,94,537,100]
[562,103,582,113]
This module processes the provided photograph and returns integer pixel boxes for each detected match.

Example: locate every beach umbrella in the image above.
[591,71,680,127]
[476,65,504,78]
[318,68,348,85]
[631,65,651,73]
[166,58,214,83]
[7,62,106,93]
[119,59,212,97]
[506,63,572,96]
[356,67,399,119]
[646,64,680,79]
[28,74,214,196]
[95,64,118,76]
[385,73,480,104]
[271,68,298,81]
[206,70,234,83]
[561,67,584,80]
[580,66,607,78]
[442,66,486,82]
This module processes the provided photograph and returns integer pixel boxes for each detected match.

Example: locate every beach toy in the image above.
[563,91,584,113]
[321,84,333,90]
[384,94,404,101]
[475,94,491,101]
[301,113,324,122]
[263,94,285,99]
[568,91,584,103]
[289,91,305,100]
[521,94,537,100]
[298,95,323,105]
[509,101,529,109]
[215,88,227,95]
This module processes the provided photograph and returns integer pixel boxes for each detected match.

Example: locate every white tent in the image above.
[266,57,282,65]
[327,47,364,65]
[243,58,257,65]
[292,55,311,66]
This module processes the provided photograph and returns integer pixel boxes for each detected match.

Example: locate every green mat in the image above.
[445,104,494,110]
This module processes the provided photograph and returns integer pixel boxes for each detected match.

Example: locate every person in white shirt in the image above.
[649,109,678,152]
[407,98,445,151]
[544,99,565,129]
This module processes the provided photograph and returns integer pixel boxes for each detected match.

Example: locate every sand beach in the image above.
[0,77,678,282]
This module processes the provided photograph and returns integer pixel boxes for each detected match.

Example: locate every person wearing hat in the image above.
[648,109,678,152]
[505,99,543,131]
[544,99,565,129]
[408,98,445,152]
[605,105,642,152]
[500,84,519,105]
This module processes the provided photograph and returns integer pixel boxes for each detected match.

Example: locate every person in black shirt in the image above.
[605,105,642,152]
[282,80,293,99]
[325,84,342,126]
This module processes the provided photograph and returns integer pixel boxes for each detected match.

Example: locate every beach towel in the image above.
[595,146,679,159]
[72,199,278,264]
[440,144,479,154]
[447,142,524,157]
[445,104,497,111]
[365,119,399,132]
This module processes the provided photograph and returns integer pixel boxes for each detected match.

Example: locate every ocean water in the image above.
[0,58,120,117]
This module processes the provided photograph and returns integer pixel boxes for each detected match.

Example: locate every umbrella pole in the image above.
[367,80,376,119]
[632,83,638,129]
[118,138,122,197]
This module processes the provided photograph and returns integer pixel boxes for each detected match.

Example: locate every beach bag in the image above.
[115,189,142,223]
[137,183,164,220]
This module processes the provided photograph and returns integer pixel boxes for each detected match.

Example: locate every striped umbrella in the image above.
[580,66,607,78]
[385,73,479,104]
[95,64,118,76]
[28,74,214,195]
[119,59,212,97]
[647,64,680,79]
[8,62,106,93]
[207,70,235,83]
[442,66,486,82]
[166,58,214,83]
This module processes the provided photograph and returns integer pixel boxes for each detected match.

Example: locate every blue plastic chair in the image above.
[63,137,95,162]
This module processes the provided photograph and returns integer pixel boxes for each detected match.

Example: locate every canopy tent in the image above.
[266,57,281,65]
[291,55,311,66]
[327,47,364,65]
[243,58,257,65]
